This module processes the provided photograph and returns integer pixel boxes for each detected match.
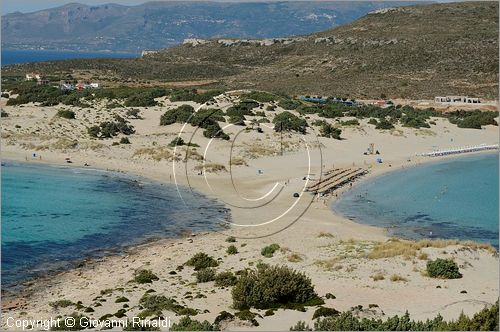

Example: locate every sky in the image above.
[1,0,455,15]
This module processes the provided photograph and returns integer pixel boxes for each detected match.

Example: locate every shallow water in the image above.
[1,162,230,288]
[333,153,499,247]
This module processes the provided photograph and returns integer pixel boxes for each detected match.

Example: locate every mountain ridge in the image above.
[3,1,498,99]
[1,1,423,52]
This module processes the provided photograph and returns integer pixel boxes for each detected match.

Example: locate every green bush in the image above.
[115,296,129,303]
[426,258,462,279]
[203,123,230,140]
[312,307,340,320]
[319,122,341,140]
[368,118,378,125]
[49,299,74,309]
[227,245,238,255]
[375,119,395,130]
[186,252,219,270]
[56,109,76,119]
[231,264,322,310]
[168,137,185,147]
[214,271,237,287]
[50,313,87,331]
[309,300,499,331]
[170,316,215,331]
[273,111,307,134]
[1,110,8,117]
[120,137,131,144]
[261,244,280,258]
[195,268,216,283]
[133,269,159,284]
[160,105,194,126]
[139,294,194,317]
[225,236,236,243]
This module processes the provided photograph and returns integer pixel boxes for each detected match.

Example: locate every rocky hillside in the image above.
[3,1,498,99]
[1,1,414,52]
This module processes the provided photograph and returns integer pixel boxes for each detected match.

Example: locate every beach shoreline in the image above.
[1,100,499,330]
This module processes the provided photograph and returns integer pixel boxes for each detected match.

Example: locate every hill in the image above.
[1,1,415,52]
[3,1,498,99]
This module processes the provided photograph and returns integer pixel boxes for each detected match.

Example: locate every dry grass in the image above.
[230,157,248,166]
[317,232,335,238]
[287,253,304,263]
[368,238,496,260]
[52,138,78,150]
[133,147,179,161]
[390,274,408,282]
[418,252,429,260]
[371,272,385,281]
[194,163,227,173]
[315,257,340,271]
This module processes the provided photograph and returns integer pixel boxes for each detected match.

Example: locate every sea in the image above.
[1,49,139,66]
[333,153,499,248]
[1,162,229,289]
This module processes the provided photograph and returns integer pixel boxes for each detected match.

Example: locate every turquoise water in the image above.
[1,49,139,65]
[1,162,229,289]
[333,153,499,247]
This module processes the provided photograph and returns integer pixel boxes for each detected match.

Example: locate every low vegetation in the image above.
[56,109,75,119]
[226,245,238,255]
[261,244,280,258]
[291,300,499,331]
[133,269,159,284]
[88,115,135,139]
[426,258,462,279]
[185,252,219,270]
[231,264,323,310]
[170,316,215,331]
[195,268,216,283]
[214,271,238,287]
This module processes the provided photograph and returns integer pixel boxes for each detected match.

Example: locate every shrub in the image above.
[160,105,194,126]
[273,111,307,134]
[235,310,260,326]
[168,137,185,147]
[390,274,408,282]
[126,109,142,119]
[186,252,219,270]
[115,296,129,303]
[310,301,499,331]
[320,122,341,139]
[426,258,462,279]
[375,119,395,130]
[133,269,159,284]
[227,245,238,255]
[1,110,8,117]
[170,316,215,331]
[195,268,216,283]
[139,294,192,317]
[214,311,234,326]
[290,321,312,331]
[225,236,236,243]
[231,264,322,310]
[50,313,87,330]
[49,299,74,309]
[368,118,378,125]
[312,307,340,320]
[120,137,131,144]
[57,110,76,119]
[261,244,280,258]
[203,123,229,140]
[214,271,237,287]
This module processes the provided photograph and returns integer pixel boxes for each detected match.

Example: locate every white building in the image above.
[435,96,480,104]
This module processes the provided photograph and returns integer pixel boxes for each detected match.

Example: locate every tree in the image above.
[273,111,307,134]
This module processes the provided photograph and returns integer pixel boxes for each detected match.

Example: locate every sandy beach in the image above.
[1,94,499,330]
